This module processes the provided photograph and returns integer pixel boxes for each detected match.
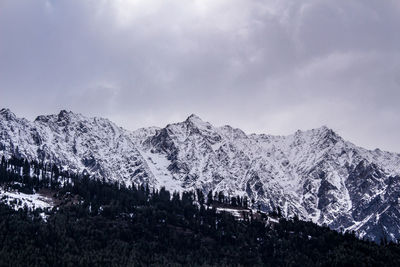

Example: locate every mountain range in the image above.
[1,108,400,242]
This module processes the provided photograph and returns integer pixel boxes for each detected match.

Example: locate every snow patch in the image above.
[0,188,53,211]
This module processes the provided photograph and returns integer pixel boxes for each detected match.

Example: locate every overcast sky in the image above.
[1,0,400,152]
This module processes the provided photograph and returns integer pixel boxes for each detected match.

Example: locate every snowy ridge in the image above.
[1,108,400,242]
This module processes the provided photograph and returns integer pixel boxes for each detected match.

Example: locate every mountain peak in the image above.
[58,109,72,119]
[0,108,17,121]
[34,110,82,124]
[184,114,212,128]
[58,109,72,116]
[57,109,83,122]
[318,125,330,131]
[186,114,203,123]
[316,125,338,136]
[184,114,216,131]
[311,125,343,146]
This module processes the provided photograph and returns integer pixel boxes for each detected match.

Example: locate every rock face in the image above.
[1,108,400,242]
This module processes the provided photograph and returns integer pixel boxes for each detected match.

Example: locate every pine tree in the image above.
[207,190,213,206]
[243,196,248,208]
[196,189,205,206]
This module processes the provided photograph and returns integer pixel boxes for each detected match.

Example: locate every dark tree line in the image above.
[205,189,249,209]
[1,155,400,266]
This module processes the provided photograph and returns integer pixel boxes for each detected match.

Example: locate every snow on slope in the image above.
[0,188,53,210]
[0,109,156,186]
[2,108,400,242]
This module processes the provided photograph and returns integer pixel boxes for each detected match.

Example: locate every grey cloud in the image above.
[1,0,399,152]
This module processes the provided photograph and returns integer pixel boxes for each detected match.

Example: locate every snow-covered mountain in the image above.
[1,108,400,242]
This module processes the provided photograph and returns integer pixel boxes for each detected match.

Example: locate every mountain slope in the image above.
[1,108,400,242]
[0,109,155,186]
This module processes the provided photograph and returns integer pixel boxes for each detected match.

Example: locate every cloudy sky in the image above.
[1,0,400,152]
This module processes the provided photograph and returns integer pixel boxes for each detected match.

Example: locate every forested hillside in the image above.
[1,156,400,266]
